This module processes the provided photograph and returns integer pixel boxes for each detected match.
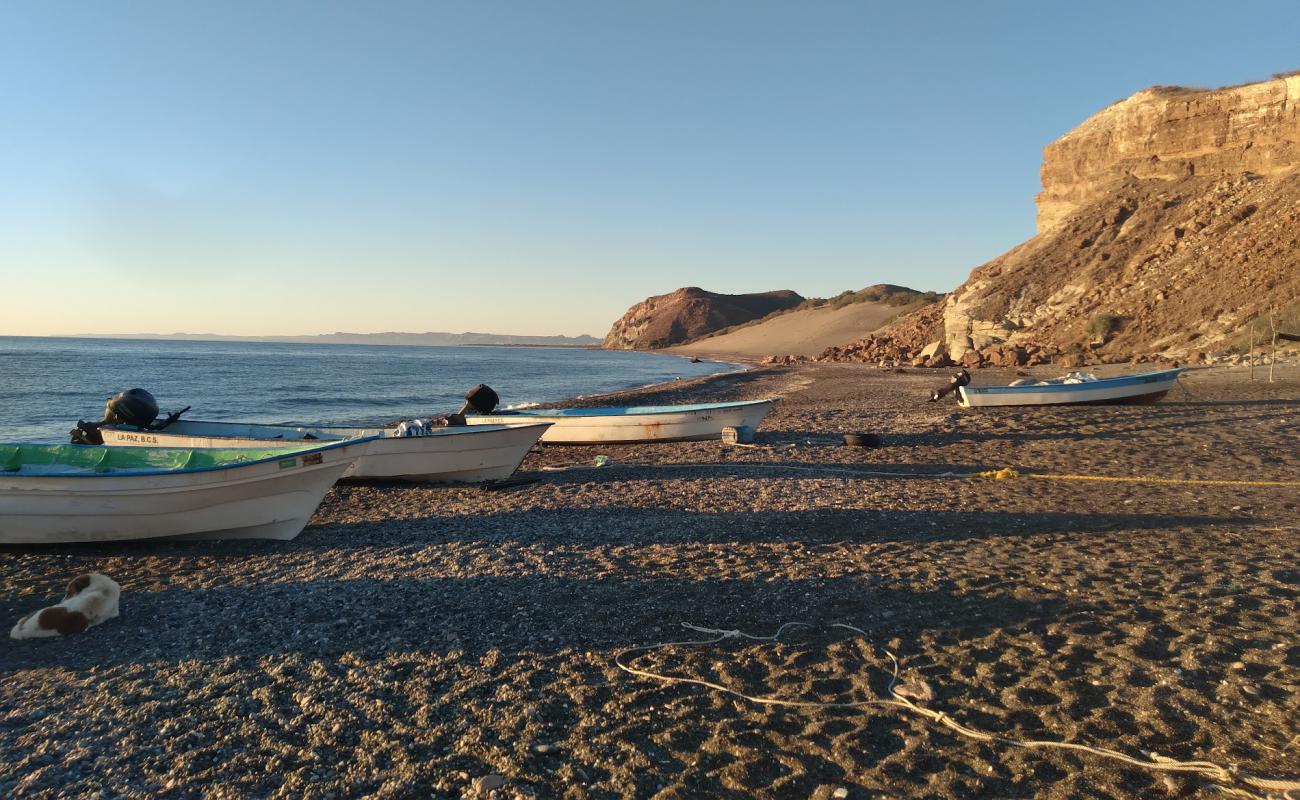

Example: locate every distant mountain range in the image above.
[68,331,603,347]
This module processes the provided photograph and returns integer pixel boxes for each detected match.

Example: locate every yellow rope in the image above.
[972,467,1023,481]
[971,468,1300,488]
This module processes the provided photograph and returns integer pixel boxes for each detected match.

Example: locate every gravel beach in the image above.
[2,363,1297,799]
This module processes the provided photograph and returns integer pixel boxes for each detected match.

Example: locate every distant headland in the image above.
[63,331,603,347]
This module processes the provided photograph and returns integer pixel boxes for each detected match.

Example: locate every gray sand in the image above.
[2,364,1297,798]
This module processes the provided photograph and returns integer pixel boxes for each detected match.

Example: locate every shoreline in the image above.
[0,341,748,441]
[534,356,762,409]
[2,362,1296,798]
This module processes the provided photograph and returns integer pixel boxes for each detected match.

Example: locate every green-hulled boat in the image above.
[0,438,375,544]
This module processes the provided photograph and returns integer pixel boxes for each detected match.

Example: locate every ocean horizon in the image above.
[0,336,741,442]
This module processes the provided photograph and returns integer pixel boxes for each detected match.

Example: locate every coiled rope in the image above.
[615,622,1300,799]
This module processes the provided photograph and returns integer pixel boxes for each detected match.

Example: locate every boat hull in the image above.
[463,399,776,444]
[99,421,551,483]
[0,442,368,544]
[957,369,1182,408]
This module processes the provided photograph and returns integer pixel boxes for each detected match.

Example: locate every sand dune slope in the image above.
[669,299,919,359]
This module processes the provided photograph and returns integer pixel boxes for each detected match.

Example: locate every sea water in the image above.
[0,337,740,442]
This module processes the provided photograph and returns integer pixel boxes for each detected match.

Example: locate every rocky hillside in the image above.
[670,285,935,359]
[603,287,804,349]
[822,74,1300,368]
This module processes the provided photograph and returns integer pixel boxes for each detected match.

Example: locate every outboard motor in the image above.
[929,370,971,402]
[70,389,190,444]
[103,389,160,428]
[460,384,500,415]
[434,384,500,427]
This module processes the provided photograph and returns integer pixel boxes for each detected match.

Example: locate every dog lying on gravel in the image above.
[10,573,120,640]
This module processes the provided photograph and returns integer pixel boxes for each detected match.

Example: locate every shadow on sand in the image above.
[0,507,1244,558]
[1,573,1077,674]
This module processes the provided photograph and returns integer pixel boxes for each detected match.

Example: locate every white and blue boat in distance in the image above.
[97,420,552,483]
[957,368,1183,408]
[0,438,375,544]
[463,399,777,444]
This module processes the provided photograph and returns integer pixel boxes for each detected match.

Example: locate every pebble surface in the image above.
[2,363,1297,798]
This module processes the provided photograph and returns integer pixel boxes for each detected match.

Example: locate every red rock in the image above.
[604,287,804,349]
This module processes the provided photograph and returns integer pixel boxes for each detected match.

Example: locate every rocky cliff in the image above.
[1037,78,1300,232]
[603,287,804,350]
[822,74,1300,368]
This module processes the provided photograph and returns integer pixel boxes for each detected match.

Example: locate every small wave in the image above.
[272,395,452,408]
[573,376,687,400]
[0,341,738,440]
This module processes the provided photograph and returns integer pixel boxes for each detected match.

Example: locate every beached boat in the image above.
[462,399,777,444]
[0,439,374,544]
[957,368,1183,408]
[97,420,551,483]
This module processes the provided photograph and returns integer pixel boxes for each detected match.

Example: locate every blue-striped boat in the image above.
[958,369,1183,408]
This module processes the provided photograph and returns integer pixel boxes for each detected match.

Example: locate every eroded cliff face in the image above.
[824,75,1300,367]
[603,287,804,349]
[943,170,1299,361]
[1037,78,1300,232]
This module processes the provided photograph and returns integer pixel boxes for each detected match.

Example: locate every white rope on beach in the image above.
[614,622,1300,800]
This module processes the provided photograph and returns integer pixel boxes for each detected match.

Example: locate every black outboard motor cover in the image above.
[70,421,104,446]
[928,370,972,402]
[103,388,159,429]
[461,384,500,415]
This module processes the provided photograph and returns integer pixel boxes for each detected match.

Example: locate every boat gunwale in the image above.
[102,420,551,441]
[0,436,378,479]
[311,421,552,435]
[959,369,1182,397]
[479,398,777,419]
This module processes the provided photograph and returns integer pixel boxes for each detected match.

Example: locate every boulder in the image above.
[918,340,946,360]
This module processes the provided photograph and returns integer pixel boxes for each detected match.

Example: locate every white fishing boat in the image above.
[958,368,1183,408]
[0,439,374,544]
[463,399,777,444]
[97,420,551,483]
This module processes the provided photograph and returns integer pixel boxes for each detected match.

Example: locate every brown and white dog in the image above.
[10,573,120,640]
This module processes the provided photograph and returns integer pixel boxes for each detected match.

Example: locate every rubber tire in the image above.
[843,433,883,447]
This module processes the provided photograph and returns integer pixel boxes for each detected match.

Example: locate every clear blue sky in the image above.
[2,1,1297,337]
